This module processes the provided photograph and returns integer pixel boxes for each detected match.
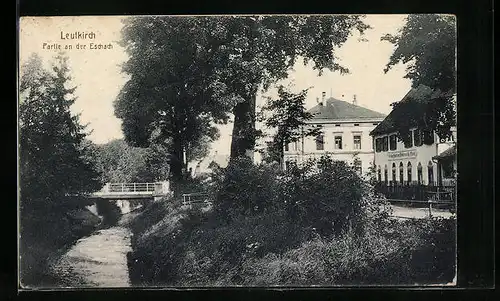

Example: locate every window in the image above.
[375,138,381,152]
[354,161,362,174]
[428,161,434,185]
[353,135,361,149]
[373,123,379,125]
[414,129,423,147]
[284,142,289,151]
[292,141,298,151]
[404,131,413,148]
[285,161,290,170]
[442,159,454,178]
[334,135,342,149]
[377,167,382,182]
[399,162,404,185]
[382,136,389,151]
[407,162,412,184]
[384,165,388,184]
[389,134,397,150]
[423,130,435,145]
[417,163,423,184]
[354,123,360,126]
[316,134,324,150]
[392,163,396,184]
[335,124,341,127]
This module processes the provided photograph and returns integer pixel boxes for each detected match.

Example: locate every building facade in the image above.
[371,127,456,186]
[283,94,386,176]
[369,85,457,187]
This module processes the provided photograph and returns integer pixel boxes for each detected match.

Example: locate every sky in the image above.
[19,15,412,156]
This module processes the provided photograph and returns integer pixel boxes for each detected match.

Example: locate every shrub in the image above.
[276,156,368,237]
[128,155,455,286]
[236,216,456,286]
[211,157,281,222]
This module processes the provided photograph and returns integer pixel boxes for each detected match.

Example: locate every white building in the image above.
[369,85,457,186]
[283,93,386,176]
[190,151,230,178]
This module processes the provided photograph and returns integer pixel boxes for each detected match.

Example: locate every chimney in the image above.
[321,92,326,106]
[353,94,358,106]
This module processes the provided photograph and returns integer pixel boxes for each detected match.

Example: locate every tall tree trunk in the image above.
[230,90,257,161]
[170,135,184,194]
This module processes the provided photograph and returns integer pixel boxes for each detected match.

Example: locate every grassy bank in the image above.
[127,199,455,286]
[126,158,456,286]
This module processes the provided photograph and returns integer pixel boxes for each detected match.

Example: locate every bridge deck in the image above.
[88,182,171,200]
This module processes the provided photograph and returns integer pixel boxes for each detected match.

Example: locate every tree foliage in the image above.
[95,138,179,183]
[262,85,320,165]
[116,17,229,182]
[209,15,370,160]
[382,14,456,141]
[19,53,102,207]
[116,15,371,169]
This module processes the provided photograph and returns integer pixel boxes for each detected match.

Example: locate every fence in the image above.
[374,183,456,218]
[182,192,212,207]
[386,198,456,218]
[375,183,456,202]
[106,183,159,193]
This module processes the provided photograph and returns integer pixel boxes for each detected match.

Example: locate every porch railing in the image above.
[374,182,456,203]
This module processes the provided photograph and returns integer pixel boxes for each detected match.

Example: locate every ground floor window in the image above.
[428,161,434,185]
[384,166,388,185]
[354,161,362,175]
[441,159,455,178]
[407,162,412,184]
[399,162,404,185]
[392,163,396,184]
[377,167,381,182]
[417,163,423,184]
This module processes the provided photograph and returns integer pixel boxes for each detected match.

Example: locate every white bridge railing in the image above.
[98,181,170,195]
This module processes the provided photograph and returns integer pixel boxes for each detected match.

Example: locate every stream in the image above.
[50,211,136,287]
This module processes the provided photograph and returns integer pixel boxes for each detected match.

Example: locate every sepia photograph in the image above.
[18,14,457,288]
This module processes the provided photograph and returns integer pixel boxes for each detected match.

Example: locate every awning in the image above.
[433,145,456,160]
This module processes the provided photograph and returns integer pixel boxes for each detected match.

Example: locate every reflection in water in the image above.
[51,216,133,287]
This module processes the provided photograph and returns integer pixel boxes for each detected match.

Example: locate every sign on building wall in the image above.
[387,150,418,160]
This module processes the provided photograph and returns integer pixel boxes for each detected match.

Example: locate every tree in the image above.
[116,15,371,170]
[263,85,320,166]
[95,139,150,183]
[208,16,370,161]
[19,53,104,286]
[19,53,102,208]
[382,14,456,141]
[116,17,232,185]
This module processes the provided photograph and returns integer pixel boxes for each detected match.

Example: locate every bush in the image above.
[276,156,368,237]
[19,199,101,287]
[237,216,456,286]
[128,156,456,286]
[211,155,369,237]
[211,157,281,222]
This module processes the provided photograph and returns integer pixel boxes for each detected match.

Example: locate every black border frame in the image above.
[9,0,495,299]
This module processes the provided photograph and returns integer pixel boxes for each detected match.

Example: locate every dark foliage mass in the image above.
[128,156,456,286]
[19,53,103,286]
[382,14,456,141]
[115,15,370,178]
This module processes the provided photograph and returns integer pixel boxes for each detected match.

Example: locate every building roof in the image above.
[433,145,456,160]
[370,85,454,136]
[308,98,386,121]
